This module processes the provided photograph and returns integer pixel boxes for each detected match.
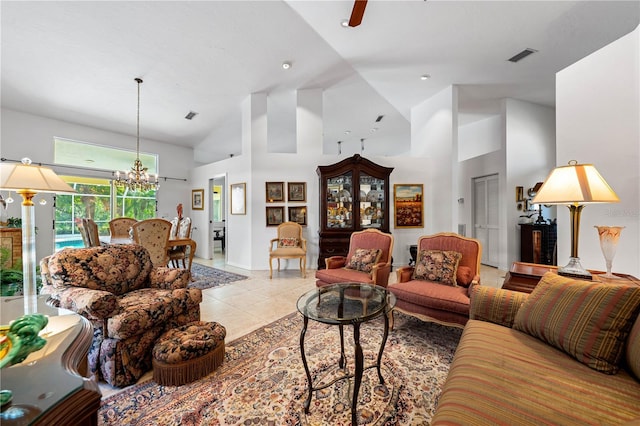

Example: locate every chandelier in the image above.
[114,78,159,192]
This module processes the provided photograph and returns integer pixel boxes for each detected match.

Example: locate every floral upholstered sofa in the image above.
[40,244,202,387]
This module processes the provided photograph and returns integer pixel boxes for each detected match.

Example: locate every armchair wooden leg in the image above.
[269,258,273,279]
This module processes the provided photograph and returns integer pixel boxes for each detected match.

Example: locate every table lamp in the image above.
[0,158,75,311]
[531,160,619,279]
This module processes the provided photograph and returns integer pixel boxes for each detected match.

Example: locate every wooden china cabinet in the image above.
[316,154,393,269]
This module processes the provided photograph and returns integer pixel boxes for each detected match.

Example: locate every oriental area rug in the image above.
[188,263,248,290]
[98,312,462,426]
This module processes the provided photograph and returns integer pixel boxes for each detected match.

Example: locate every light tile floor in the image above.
[99,254,507,398]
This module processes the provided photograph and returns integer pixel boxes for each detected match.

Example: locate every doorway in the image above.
[209,176,226,261]
[473,174,499,267]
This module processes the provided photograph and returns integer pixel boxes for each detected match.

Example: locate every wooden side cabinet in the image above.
[316,154,393,269]
[503,261,640,294]
[0,227,22,268]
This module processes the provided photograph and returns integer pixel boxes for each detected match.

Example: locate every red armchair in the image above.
[315,229,394,288]
[388,232,482,328]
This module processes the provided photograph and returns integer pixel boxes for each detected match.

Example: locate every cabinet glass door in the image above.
[359,173,385,229]
[326,172,353,229]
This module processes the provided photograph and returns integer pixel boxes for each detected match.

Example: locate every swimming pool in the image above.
[55,238,85,251]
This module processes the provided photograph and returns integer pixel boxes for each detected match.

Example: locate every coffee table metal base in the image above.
[299,313,390,425]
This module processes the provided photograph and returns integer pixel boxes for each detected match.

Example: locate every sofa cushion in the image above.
[106,288,202,340]
[389,279,470,315]
[432,320,640,425]
[513,272,640,374]
[470,285,528,328]
[626,315,640,381]
[47,244,152,295]
[345,248,382,274]
[278,237,299,247]
[413,250,461,286]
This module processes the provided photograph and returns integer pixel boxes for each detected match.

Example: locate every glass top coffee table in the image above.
[296,283,396,425]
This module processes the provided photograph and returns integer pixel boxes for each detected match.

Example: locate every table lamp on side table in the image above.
[531,160,619,280]
[0,158,76,313]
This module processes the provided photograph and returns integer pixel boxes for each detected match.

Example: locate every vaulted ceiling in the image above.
[2,1,638,164]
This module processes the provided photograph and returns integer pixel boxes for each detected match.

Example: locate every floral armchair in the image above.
[388,232,482,328]
[315,229,394,288]
[40,244,202,387]
[269,221,307,279]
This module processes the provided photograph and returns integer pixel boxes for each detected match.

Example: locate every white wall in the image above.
[556,25,640,277]
[0,108,194,263]
[459,115,501,161]
[504,99,556,269]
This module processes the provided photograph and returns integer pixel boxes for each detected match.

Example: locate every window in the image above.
[52,138,159,251]
[55,177,157,251]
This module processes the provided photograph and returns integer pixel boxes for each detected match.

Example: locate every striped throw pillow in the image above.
[513,272,640,374]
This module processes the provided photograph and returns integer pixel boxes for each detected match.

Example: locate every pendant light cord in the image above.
[135,78,143,162]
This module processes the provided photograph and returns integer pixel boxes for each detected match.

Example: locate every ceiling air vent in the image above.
[508,48,538,63]
[185,111,199,120]
[375,115,384,123]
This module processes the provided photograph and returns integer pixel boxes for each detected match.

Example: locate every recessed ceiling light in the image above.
[370,127,378,133]
[340,19,349,28]
[420,74,431,80]
[282,61,291,70]
[344,130,351,135]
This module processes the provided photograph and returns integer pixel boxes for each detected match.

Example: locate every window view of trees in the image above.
[55,176,156,249]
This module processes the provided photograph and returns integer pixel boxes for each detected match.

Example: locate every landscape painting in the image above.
[394,184,424,228]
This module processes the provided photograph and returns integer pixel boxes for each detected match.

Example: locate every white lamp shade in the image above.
[0,159,75,194]
[531,162,619,205]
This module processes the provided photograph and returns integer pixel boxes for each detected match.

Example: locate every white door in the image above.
[473,174,499,267]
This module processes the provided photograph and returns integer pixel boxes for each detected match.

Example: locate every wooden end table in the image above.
[0,295,101,425]
[502,261,640,294]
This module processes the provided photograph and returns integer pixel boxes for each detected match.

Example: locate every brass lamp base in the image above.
[557,257,592,280]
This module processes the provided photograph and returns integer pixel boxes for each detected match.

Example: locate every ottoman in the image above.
[152,321,226,386]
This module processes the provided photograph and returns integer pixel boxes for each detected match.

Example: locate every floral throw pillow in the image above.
[412,249,462,286]
[346,248,382,274]
[278,237,299,248]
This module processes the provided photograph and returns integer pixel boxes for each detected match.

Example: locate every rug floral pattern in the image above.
[188,264,248,290]
[99,312,462,425]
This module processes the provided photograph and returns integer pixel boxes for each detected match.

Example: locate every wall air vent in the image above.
[508,48,538,63]
[375,115,384,122]
[185,111,199,120]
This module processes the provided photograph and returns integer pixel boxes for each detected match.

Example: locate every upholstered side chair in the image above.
[109,217,137,239]
[315,228,394,289]
[82,218,102,247]
[132,218,172,268]
[169,217,192,268]
[269,221,307,279]
[388,232,482,328]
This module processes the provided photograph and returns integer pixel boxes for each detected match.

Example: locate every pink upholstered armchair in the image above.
[388,232,482,328]
[315,229,394,288]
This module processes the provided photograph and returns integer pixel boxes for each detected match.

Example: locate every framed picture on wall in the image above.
[287,182,306,202]
[192,189,204,210]
[394,184,424,228]
[288,206,307,226]
[266,206,285,227]
[266,182,284,203]
[230,183,246,215]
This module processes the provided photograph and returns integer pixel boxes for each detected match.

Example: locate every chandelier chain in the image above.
[114,78,159,192]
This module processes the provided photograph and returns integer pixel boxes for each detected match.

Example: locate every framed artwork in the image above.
[266,182,284,203]
[287,182,306,202]
[230,183,246,215]
[266,206,285,227]
[394,184,424,228]
[192,189,204,210]
[288,206,307,226]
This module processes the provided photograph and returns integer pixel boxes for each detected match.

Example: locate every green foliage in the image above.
[0,247,42,296]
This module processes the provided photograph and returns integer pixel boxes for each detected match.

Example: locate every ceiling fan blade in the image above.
[348,0,368,27]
